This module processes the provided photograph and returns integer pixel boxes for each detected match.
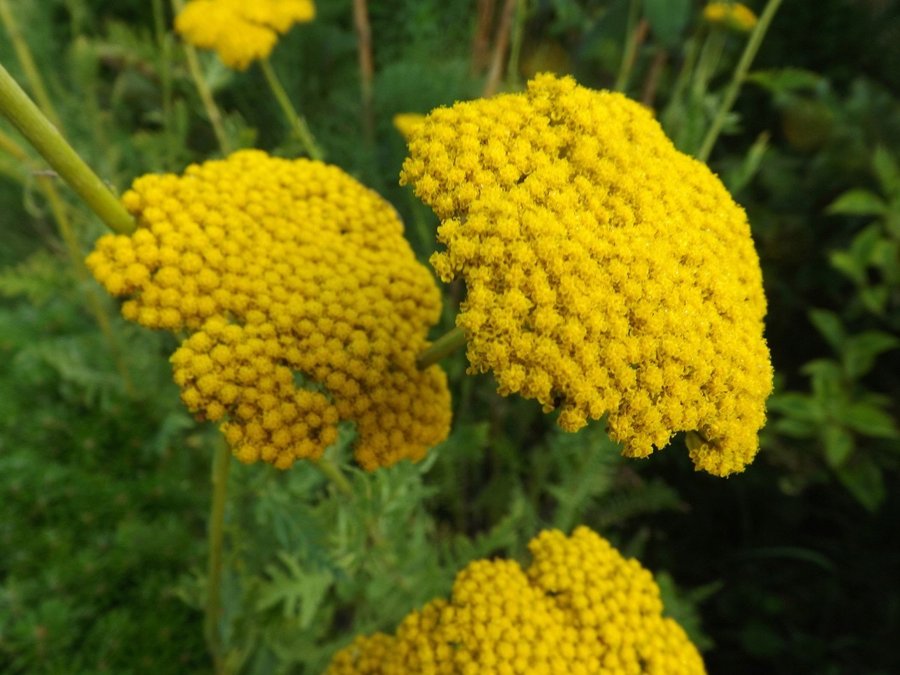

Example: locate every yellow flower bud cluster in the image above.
[702,3,758,33]
[175,0,315,70]
[326,526,706,675]
[86,150,451,470]
[401,74,773,476]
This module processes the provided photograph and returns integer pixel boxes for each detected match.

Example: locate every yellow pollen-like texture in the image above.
[86,150,451,470]
[401,74,773,476]
[175,0,315,70]
[326,526,706,675]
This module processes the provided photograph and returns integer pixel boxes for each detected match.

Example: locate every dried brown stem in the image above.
[482,0,517,97]
[352,0,374,143]
[471,0,497,74]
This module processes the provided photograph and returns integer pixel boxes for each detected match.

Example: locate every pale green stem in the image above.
[696,0,784,162]
[0,62,134,234]
[205,437,231,675]
[613,0,642,93]
[416,326,466,369]
[314,456,353,495]
[506,0,527,90]
[0,0,62,130]
[170,0,232,155]
[152,0,177,165]
[259,58,323,161]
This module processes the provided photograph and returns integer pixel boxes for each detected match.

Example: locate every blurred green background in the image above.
[1,0,898,673]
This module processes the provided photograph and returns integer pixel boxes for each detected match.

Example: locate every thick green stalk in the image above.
[0,62,134,234]
[696,0,784,162]
[314,456,353,495]
[205,438,231,675]
[416,326,466,369]
[260,58,323,161]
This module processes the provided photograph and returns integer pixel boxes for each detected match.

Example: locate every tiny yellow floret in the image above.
[87,150,451,470]
[326,527,706,674]
[175,0,315,70]
[401,74,773,476]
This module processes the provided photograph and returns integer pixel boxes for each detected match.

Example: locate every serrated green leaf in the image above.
[836,456,885,512]
[826,189,887,216]
[842,331,899,378]
[808,309,845,352]
[836,402,898,438]
[822,424,854,468]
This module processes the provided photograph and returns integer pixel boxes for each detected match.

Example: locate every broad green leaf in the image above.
[848,224,885,266]
[772,417,818,439]
[802,359,846,402]
[822,424,854,468]
[872,146,900,196]
[808,309,845,353]
[859,286,888,315]
[837,402,898,438]
[826,189,888,216]
[643,0,691,47]
[842,331,899,378]
[829,251,865,285]
[767,392,823,422]
[836,456,885,512]
[746,68,826,95]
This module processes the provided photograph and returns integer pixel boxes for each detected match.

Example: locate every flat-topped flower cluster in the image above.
[402,73,773,476]
[87,150,451,470]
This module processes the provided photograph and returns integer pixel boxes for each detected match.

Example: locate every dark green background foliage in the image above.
[1,0,898,673]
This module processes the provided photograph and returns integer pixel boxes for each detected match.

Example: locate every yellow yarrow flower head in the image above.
[702,2,758,33]
[326,526,706,674]
[175,0,315,70]
[86,150,451,470]
[401,74,773,476]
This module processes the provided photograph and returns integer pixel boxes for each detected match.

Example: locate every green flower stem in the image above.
[259,58,323,161]
[314,456,353,495]
[205,437,231,675]
[152,0,177,165]
[696,0,783,162]
[0,0,62,130]
[416,325,467,369]
[0,63,135,234]
[613,0,643,93]
[506,0,528,90]
[171,0,232,155]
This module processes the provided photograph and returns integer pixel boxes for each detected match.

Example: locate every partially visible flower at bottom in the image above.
[86,150,451,470]
[326,527,706,675]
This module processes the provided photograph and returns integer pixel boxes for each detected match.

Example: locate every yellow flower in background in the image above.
[175,0,315,70]
[703,2,758,33]
[87,150,451,470]
[402,74,773,476]
[392,113,427,142]
[326,526,706,674]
